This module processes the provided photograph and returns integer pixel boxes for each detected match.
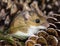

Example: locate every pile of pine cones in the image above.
[0,0,60,46]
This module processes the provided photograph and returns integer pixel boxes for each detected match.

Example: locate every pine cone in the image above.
[25,28,59,46]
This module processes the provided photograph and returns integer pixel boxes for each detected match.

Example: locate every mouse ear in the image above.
[23,12,31,20]
[30,1,46,17]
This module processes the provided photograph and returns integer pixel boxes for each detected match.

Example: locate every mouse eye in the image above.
[35,19,40,23]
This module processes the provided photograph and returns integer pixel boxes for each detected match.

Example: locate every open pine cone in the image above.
[47,14,60,46]
[25,28,59,46]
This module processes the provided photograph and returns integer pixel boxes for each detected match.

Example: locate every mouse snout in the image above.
[41,22,49,28]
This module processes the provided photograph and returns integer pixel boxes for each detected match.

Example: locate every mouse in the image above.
[9,1,49,40]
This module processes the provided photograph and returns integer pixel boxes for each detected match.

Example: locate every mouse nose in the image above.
[41,22,49,28]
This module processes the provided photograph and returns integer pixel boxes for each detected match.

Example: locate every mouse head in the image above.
[10,11,48,33]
